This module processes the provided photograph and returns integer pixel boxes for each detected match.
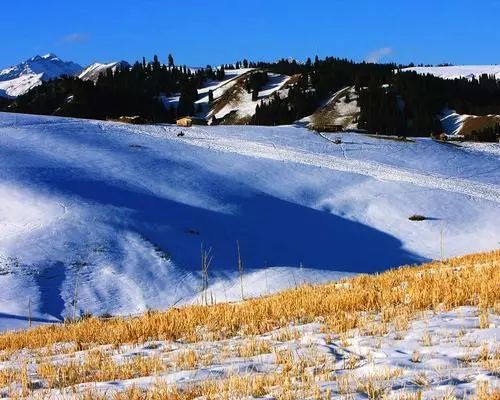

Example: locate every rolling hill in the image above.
[0,112,499,332]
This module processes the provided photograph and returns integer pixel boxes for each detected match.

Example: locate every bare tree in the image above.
[200,243,213,306]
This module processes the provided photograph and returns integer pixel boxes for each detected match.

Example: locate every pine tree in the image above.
[152,55,161,72]
[168,54,175,68]
[252,88,259,101]
[178,79,198,117]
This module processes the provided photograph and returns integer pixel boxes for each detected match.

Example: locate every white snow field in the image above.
[402,65,500,80]
[0,113,499,332]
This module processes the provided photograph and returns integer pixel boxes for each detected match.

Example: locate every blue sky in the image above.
[2,0,499,68]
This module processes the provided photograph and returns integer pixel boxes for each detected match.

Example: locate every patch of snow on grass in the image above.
[0,306,497,399]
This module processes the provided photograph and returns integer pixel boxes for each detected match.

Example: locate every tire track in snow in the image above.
[177,133,500,204]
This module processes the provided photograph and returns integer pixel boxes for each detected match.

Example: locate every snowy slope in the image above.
[210,72,290,121]
[0,113,499,331]
[160,68,252,115]
[440,108,500,138]
[402,65,500,80]
[79,61,131,82]
[0,54,83,98]
[308,86,360,129]
[0,74,45,98]
[439,108,472,137]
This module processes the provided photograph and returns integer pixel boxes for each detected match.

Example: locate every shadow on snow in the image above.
[38,175,424,274]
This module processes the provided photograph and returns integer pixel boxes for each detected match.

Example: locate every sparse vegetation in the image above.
[0,250,498,399]
[409,214,427,221]
[0,251,497,351]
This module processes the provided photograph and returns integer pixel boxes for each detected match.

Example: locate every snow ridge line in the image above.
[175,132,500,204]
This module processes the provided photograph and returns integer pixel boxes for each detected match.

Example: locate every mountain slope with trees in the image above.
[1,54,499,141]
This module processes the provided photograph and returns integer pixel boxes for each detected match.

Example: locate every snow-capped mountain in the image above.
[0,53,83,98]
[79,60,130,82]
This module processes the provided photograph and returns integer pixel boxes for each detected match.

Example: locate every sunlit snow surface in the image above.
[402,65,500,80]
[0,113,499,331]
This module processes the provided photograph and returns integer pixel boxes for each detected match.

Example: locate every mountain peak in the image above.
[41,53,59,60]
[28,53,59,62]
[0,54,83,98]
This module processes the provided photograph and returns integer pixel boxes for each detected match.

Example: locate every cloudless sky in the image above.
[1,0,500,68]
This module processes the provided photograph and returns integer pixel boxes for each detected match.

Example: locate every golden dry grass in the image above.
[460,115,500,136]
[172,349,198,370]
[474,381,500,400]
[0,250,498,354]
[72,371,330,400]
[36,350,164,389]
[236,337,271,357]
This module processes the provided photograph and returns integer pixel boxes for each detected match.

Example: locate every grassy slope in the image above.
[1,250,498,350]
[0,250,499,399]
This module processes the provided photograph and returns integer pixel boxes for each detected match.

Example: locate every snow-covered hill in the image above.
[0,54,82,98]
[161,69,291,123]
[402,65,500,80]
[79,61,131,82]
[0,113,499,331]
[160,68,253,116]
[440,108,500,138]
[307,86,360,130]
[208,72,291,122]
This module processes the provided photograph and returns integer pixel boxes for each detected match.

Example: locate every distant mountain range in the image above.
[0,53,499,141]
[0,54,128,98]
[2,53,499,100]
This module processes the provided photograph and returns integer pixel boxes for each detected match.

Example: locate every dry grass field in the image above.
[0,250,498,399]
